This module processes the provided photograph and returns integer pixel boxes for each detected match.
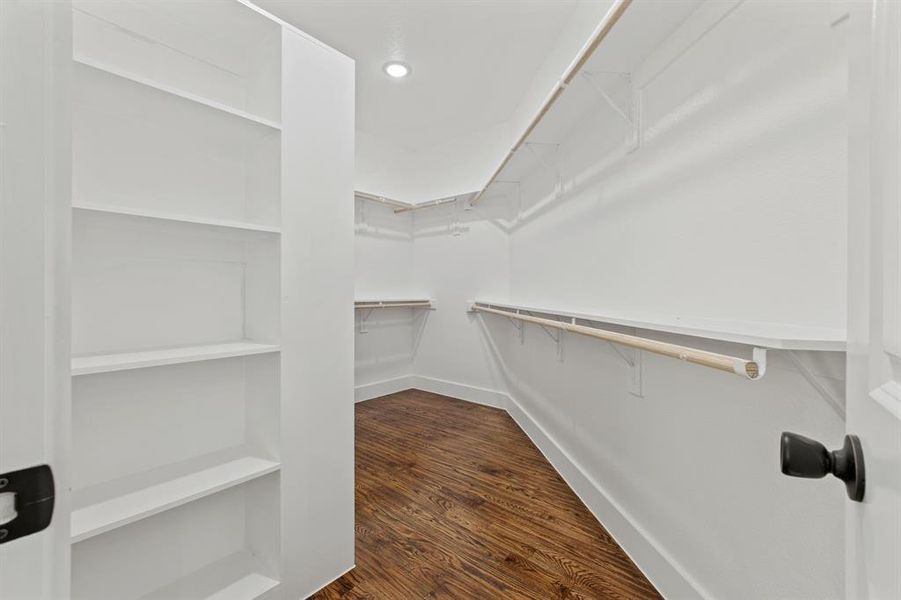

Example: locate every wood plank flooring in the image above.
[311,389,661,599]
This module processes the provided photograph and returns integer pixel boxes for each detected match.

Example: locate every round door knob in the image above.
[780,432,865,502]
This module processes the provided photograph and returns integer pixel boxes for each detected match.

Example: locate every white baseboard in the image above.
[505,396,709,600]
[354,375,414,403]
[409,375,509,410]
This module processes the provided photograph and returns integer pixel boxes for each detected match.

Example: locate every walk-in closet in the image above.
[1,1,899,599]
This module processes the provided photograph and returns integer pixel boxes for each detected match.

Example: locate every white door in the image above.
[846,0,901,598]
[0,1,70,598]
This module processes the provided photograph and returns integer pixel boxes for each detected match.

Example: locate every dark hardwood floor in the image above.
[311,389,661,599]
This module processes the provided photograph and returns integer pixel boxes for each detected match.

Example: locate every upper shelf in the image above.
[74,57,281,134]
[72,341,281,376]
[472,300,845,351]
[472,0,703,205]
[73,203,281,235]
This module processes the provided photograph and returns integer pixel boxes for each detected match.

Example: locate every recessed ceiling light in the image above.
[383,61,411,79]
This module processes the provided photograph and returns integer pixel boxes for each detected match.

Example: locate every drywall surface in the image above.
[353,203,511,396]
[410,217,510,394]
[489,2,848,599]
[354,201,420,390]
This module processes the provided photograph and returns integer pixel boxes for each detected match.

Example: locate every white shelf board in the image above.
[74,56,282,131]
[71,449,280,543]
[73,202,280,234]
[140,551,279,600]
[473,299,846,351]
[72,342,281,376]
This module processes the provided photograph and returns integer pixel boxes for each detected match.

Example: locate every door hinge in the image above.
[0,464,55,544]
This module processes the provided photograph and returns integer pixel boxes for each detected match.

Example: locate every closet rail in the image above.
[470,0,632,206]
[355,190,479,215]
[355,299,433,309]
[471,303,765,380]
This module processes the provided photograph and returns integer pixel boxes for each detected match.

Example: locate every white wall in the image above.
[410,214,510,400]
[353,1,848,598]
[490,2,848,599]
[354,201,419,395]
[353,200,510,402]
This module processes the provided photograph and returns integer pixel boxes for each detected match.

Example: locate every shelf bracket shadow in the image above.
[358,308,374,333]
[580,70,641,153]
[598,327,643,397]
[785,350,845,420]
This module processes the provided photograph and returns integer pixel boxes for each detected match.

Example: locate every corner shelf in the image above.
[71,448,280,543]
[139,551,279,600]
[72,342,281,376]
[73,203,281,235]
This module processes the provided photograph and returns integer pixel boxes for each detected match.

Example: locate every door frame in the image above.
[0,1,71,598]
[846,0,901,598]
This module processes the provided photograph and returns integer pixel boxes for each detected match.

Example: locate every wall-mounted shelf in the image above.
[74,56,282,131]
[355,299,433,309]
[354,190,478,215]
[72,342,281,376]
[139,551,279,600]
[73,203,281,235]
[472,300,771,381]
[71,448,280,543]
[470,0,707,216]
[473,300,845,351]
[355,299,433,333]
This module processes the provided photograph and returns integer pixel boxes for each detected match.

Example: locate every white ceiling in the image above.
[256,1,581,154]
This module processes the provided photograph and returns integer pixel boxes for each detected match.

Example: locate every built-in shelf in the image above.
[139,551,279,600]
[72,342,281,376]
[74,56,282,131]
[73,203,281,235]
[472,300,846,351]
[71,448,280,543]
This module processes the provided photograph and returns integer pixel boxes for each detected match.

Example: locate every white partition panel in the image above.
[280,28,356,597]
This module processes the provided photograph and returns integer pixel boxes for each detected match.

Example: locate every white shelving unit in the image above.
[69,2,355,598]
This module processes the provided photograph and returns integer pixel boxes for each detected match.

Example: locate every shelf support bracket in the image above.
[602,334,642,397]
[523,311,564,362]
[785,350,845,419]
[580,70,641,153]
[493,180,523,223]
[507,314,525,344]
[358,308,374,334]
[522,143,563,198]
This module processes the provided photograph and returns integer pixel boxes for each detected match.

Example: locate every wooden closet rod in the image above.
[355,300,432,309]
[470,0,632,207]
[472,304,765,380]
[393,195,460,214]
[354,191,412,210]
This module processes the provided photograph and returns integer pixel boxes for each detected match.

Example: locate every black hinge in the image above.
[0,464,55,544]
